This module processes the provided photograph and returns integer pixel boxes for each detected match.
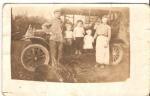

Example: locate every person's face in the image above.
[97,18,101,22]
[102,17,108,24]
[54,12,61,18]
[86,30,92,35]
[77,22,83,27]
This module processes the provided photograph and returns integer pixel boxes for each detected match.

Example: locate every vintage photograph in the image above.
[11,5,130,83]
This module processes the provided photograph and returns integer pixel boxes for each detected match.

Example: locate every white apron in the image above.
[96,35,109,65]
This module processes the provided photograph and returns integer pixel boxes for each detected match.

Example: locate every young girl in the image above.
[73,20,85,55]
[94,16,111,68]
[83,28,94,53]
[64,23,73,55]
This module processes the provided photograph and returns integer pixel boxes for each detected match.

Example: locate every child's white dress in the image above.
[83,35,93,49]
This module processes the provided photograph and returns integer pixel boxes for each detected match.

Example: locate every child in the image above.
[73,20,85,55]
[64,23,73,55]
[83,28,94,53]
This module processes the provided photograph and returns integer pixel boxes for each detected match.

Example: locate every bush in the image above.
[12,15,47,40]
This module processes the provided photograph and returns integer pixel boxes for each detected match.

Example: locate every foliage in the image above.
[12,15,47,40]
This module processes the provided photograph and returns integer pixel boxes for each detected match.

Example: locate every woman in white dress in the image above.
[94,16,111,68]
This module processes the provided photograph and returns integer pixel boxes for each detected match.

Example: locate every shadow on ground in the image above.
[11,40,130,83]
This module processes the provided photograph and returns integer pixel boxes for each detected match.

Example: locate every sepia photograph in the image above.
[10,5,130,83]
[2,3,150,96]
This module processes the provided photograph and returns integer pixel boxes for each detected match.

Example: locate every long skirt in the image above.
[96,36,109,65]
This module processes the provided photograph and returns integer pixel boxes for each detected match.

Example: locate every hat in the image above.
[54,9,62,13]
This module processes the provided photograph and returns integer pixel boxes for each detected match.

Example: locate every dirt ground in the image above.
[11,40,130,83]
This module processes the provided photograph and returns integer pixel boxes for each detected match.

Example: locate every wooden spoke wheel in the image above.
[21,44,50,72]
[111,44,123,65]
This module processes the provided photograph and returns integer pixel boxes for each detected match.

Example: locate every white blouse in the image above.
[73,27,85,37]
[64,30,73,38]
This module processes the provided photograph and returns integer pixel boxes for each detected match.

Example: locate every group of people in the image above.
[42,9,111,69]
[64,20,93,56]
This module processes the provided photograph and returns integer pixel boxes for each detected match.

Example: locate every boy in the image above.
[64,23,73,55]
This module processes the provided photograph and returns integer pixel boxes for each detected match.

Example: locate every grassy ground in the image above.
[11,40,130,83]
